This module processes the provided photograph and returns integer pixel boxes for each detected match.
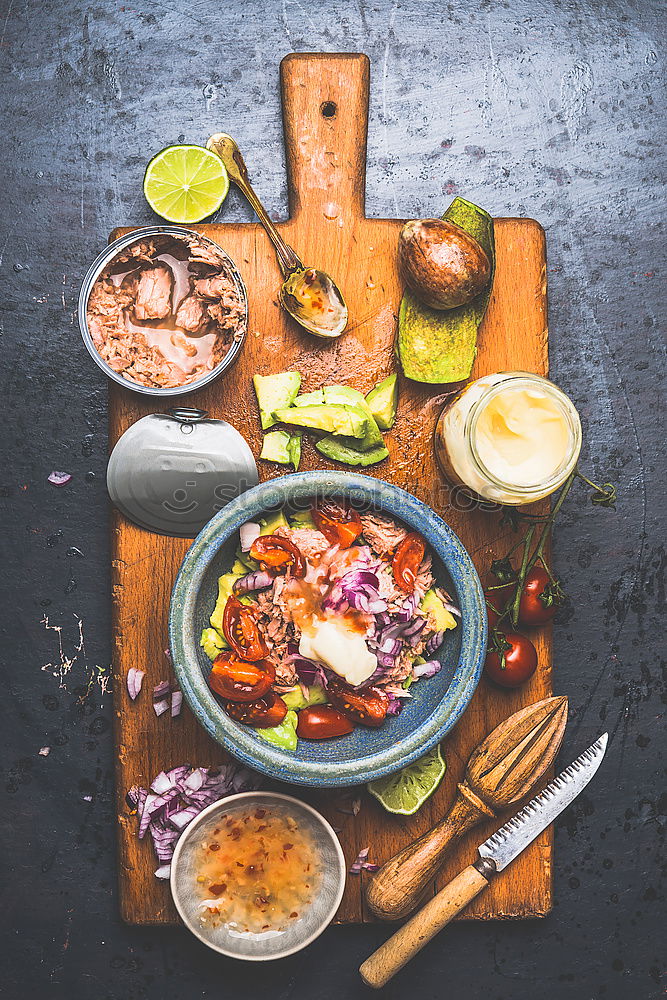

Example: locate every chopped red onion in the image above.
[386,695,403,716]
[239,521,261,552]
[153,699,169,717]
[153,680,171,701]
[39,746,51,756]
[171,690,183,717]
[130,763,260,877]
[233,569,274,593]
[350,846,379,874]
[126,667,145,701]
[413,659,442,679]
[425,630,445,654]
[47,471,72,486]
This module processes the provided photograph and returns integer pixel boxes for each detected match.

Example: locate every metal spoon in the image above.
[206,133,348,339]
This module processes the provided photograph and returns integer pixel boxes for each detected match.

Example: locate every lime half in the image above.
[143,145,229,223]
[367,744,446,816]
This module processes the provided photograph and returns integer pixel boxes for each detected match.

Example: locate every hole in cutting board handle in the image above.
[320,101,337,119]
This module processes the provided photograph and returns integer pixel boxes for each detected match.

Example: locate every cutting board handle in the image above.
[280,53,369,223]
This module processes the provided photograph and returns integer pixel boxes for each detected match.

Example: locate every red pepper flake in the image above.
[209,842,220,852]
[283,842,293,850]
[255,895,268,908]
[236,861,245,867]
[208,883,226,895]
[229,828,241,840]
[254,809,266,819]
[289,911,298,918]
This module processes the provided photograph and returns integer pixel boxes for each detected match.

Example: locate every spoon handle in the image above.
[365,783,493,921]
[207,133,302,276]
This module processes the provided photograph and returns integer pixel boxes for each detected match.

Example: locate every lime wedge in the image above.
[367,744,446,815]
[143,145,229,223]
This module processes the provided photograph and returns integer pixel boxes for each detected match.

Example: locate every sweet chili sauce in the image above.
[195,802,322,935]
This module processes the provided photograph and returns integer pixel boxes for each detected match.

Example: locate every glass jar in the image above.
[435,372,582,505]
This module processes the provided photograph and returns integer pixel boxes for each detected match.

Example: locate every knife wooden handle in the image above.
[366,784,493,920]
[359,864,490,989]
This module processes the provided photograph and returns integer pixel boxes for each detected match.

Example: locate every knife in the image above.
[359,733,608,989]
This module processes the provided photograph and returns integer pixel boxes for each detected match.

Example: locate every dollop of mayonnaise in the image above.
[299,618,377,687]
[474,386,570,488]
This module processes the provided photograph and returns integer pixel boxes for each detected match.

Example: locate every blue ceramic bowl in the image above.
[169,472,486,787]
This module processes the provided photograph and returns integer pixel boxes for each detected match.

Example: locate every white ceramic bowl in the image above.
[169,791,346,960]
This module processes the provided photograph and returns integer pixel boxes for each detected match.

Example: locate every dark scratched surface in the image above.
[1,1,665,998]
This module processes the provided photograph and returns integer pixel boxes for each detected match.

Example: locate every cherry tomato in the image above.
[208,652,275,702]
[517,567,560,627]
[249,534,306,578]
[392,531,425,593]
[223,689,288,728]
[296,705,355,739]
[312,499,363,548]
[223,595,269,661]
[326,677,388,728]
[484,632,538,688]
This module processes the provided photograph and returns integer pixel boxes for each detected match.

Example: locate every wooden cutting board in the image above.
[111,52,551,925]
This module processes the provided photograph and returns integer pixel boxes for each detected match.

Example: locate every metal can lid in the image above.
[107,408,258,537]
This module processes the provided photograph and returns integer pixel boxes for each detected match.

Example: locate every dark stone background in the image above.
[1,1,664,997]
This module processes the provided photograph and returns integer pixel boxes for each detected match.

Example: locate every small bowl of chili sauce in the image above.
[170,791,345,959]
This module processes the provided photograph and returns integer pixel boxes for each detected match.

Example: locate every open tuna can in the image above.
[78,226,248,397]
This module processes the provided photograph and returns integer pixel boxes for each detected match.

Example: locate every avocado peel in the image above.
[397,197,495,384]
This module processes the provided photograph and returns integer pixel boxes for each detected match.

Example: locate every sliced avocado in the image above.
[273,403,370,439]
[316,436,389,467]
[259,509,289,534]
[289,509,316,529]
[209,571,243,633]
[281,684,329,710]
[253,371,301,430]
[200,626,225,661]
[260,430,291,465]
[322,385,372,417]
[293,388,325,407]
[286,433,302,470]
[255,709,298,751]
[235,547,259,572]
[365,374,398,430]
[420,589,457,632]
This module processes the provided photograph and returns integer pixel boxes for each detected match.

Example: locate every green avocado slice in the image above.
[273,403,370,439]
[253,371,302,429]
[316,436,389,467]
[365,374,398,430]
[397,197,495,384]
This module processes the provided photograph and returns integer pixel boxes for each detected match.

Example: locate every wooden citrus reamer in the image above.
[366,695,568,921]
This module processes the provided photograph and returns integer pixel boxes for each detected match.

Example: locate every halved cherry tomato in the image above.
[312,498,363,548]
[223,689,288,728]
[222,595,269,661]
[296,705,354,739]
[392,531,425,593]
[326,677,388,728]
[208,652,275,702]
[249,534,306,578]
[484,632,538,688]
[518,567,561,627]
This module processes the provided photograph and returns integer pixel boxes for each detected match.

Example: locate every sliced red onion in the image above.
[413,658,442,679]
[130,763,260,876]
[425,630,445,654]
[436,587,461,618]
[153,680,171,701]
[47,470,72,486]
[233,569,274,593]
[126,667,145,701]
[239,521,261,552]
[350,846,378,874]
[171,690,183,717]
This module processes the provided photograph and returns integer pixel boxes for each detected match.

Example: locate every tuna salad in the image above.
[199,501,460,749]
[86,234,246,390]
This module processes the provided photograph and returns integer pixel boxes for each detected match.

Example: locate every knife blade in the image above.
[360,732,609,989]
[476,731,608,874]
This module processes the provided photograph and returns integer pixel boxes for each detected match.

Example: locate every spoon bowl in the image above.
[207,134,348,339]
